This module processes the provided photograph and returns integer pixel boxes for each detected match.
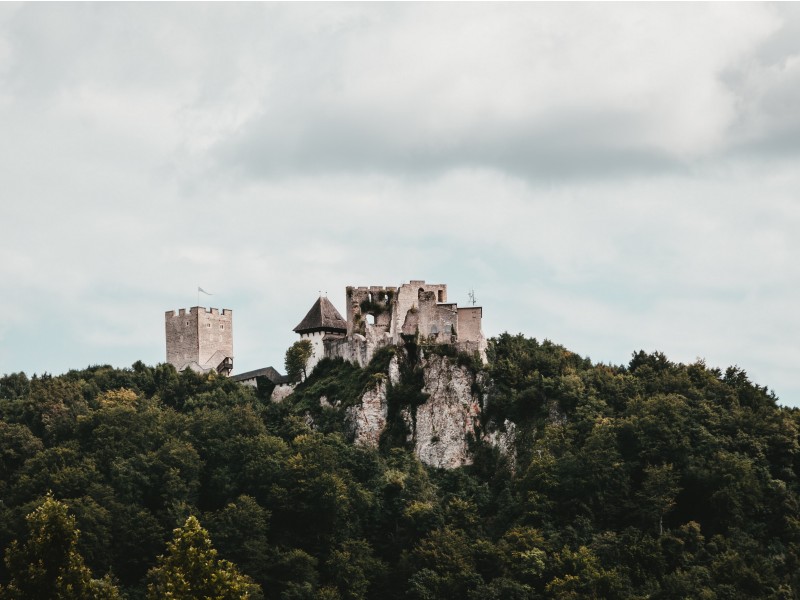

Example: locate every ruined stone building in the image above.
[164,307,234,375]
[296,280,487,368]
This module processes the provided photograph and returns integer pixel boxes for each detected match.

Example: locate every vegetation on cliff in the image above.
[0,335,798,598]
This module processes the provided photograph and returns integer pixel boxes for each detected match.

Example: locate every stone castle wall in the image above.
[393,281,447,342]
[165,308,200,368]
[298,330,328,374]
[165,307,232,371]
[346,286,395,337]
[332,281,486,365]
[416,290,458,343]
[197,308,233,367]
[457,307,482,343]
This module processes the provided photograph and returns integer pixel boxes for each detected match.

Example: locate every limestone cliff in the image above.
[413,354,482,468]
[345,376,388,448]
[343,352,506,469]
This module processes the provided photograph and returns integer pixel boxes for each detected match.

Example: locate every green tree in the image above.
[146,515,262,600]
[324,539,385,600]
[286,340,314,383]
[1,495,121,600]
[409,527,481,599]
[546,545,627,599]
[0,422,43,481]
[635,464,680,536]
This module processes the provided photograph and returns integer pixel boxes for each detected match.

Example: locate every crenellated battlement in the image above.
[166,306,232,318]
[346,286,398,295]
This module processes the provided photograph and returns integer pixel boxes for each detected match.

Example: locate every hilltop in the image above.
[0,334,798,599]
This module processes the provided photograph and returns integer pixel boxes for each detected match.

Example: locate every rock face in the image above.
[271,384,295,403]
[346,377,388,448]
[483,419,517,471]
[342,352,504,469]
[414,355,482,468]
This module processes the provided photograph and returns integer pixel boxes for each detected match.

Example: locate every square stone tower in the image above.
[165,307,233,375]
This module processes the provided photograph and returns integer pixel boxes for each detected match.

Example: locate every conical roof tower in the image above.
[293,296,347,334]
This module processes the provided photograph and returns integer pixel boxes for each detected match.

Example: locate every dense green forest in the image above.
[1,334,798,599]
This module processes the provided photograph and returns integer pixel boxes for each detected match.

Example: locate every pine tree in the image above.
[1,495,121,600]
[146,515,262,600]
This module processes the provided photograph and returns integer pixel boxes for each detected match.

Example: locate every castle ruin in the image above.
[163,281,486,382]
[298,280,487,368]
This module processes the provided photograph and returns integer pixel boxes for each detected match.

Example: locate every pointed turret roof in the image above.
[293,296,347,334]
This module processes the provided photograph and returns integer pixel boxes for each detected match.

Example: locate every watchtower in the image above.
[293,296,347,374]
[165,307,233,375]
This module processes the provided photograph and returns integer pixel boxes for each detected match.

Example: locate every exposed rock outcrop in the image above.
[271,384,295,403]
[344,353,487,468]
[345,377,388,448]
[303,349,512,469]
[483,419,517,471]
[413,355,482,469]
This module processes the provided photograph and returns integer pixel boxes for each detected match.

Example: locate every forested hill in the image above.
[1,334,798,599]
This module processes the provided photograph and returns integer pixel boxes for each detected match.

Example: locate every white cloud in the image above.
[0,3,798,404]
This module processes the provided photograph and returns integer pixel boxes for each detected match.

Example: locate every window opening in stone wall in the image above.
[438,290,443,302]
[366,314,375,325]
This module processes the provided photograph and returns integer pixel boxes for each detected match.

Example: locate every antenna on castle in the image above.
[468,289,477,306]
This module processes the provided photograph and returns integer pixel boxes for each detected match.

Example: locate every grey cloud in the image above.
[750,3,800,66]
[717,4,800,158]
[213,107,681,183]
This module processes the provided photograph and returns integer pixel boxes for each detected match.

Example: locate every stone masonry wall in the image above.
[416,291,458,344]
[392,281,447,342]
[165,307,232,371]
[329,281,486,368]
[165,308,200,368]
[457,307,482,343]
[197,308,233,367]
[346,286,396,337]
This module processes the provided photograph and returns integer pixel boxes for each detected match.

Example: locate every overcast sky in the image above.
[1,3,799,405]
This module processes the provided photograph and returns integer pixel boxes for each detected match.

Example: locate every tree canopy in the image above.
[147,515,260,600]
[0,334,798,598]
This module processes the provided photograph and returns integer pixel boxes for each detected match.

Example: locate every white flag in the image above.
[198,287,213,295]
